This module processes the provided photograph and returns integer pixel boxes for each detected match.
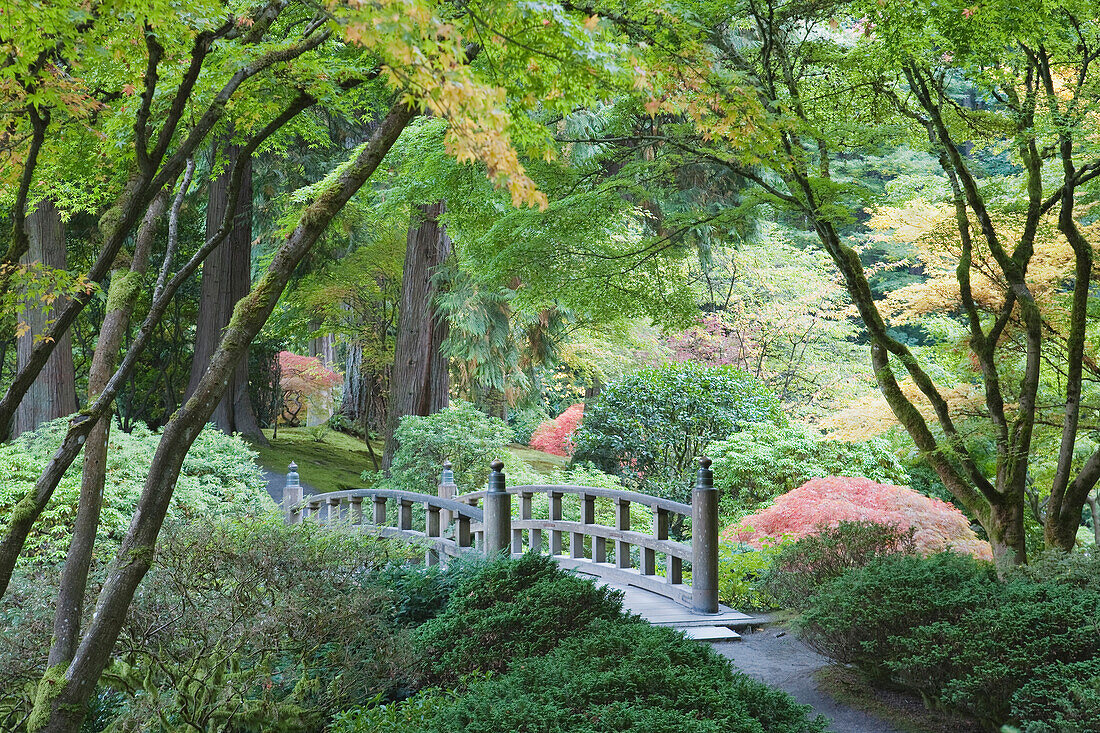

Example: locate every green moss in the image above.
[27,664,68,732]
[249,428,380,494]
[104,270,143,313]
[124,544,155,570]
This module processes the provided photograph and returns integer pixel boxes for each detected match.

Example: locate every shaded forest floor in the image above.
[250,427,569,497]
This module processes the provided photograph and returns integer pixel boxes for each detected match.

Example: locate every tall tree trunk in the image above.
[382,201,452,470]
[14,200,77,437]
[186,141,265,442]
[48,188,172,668]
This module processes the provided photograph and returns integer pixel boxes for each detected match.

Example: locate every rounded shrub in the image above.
[414,553,625,685]
[709,423,908,510]
[573,362,783,502]
[334,620,826,733]
[386,401,512,494]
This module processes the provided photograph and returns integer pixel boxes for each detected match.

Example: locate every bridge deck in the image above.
[568,566,759,642]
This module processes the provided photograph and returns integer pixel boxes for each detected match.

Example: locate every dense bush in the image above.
[796,549,1100,730]
[709,424,908,510]
[108,518,419,731]
[718,541,787,610]
[0,518,420,731]
[724,477,992,560]
[337,619,826,733]
[529,402,584,456]
[573,362,783,502]
[382,402,512,494]
[760,521,917,611]
[0,419,273,562]
[414,553,626,684]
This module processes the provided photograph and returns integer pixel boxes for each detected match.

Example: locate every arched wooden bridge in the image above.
[283,459,754,639]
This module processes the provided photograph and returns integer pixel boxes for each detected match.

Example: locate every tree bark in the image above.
[185,141,265,442]
[48,189,171,668]
[14,199,78,437]
[382,201,452,470]
[27,100,416,733]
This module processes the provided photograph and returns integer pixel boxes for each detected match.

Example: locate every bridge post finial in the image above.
[484,460,511,557]
[691,456,718,614]
[284,461,303,525]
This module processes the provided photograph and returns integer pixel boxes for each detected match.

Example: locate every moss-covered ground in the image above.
[247,429,568,495]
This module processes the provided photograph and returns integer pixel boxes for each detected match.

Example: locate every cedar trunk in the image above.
[186,142,265,441]
[14,199,77,437]
[382,201,452,469]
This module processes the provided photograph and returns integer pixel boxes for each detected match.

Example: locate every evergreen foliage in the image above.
[573,363,783,502]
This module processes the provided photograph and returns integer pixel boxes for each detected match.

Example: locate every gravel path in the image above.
[714,627,902,733]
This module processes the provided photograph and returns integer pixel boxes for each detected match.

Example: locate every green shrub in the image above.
[1013,659,1100,733]
[99,517,419,731]
[709,424,908,511]
[573,362,783,503]
[508,406,549,445]
[383,402,512,495]
[795,549,1100,730]
[795,552,994,673]
[0,419,273,563]
[718,541,786,611]
[762,521,917,611]
[414,553,625,684]
[334,620,826,733]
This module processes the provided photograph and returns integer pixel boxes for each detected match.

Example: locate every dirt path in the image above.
[714,628,901,733]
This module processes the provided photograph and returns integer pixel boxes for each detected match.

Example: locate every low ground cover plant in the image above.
[335,555,827,733]
[0,419,273,563]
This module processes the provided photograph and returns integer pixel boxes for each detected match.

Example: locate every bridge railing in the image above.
[282,458,719,615]
[282,463,484,566]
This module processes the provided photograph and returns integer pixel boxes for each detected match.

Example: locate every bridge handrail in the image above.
[455,484,692,517]
[287,487,484,521]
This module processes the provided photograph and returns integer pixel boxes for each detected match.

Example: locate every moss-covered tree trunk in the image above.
[27,100,416,733]
[47,189,170,668]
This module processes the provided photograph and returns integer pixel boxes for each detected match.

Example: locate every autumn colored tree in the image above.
[530,402,584,457]
[724,477,993,560]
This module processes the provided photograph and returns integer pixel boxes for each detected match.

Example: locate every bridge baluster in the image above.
[372,497,387,526]
[516,491,533,554]
[456,514,472,548]
[349,496,363,525]
[307,499,321,523]
[615,498,631,569]
[439,461,456,528]
[572,492,593,559]
[327,497,341,524]
[549,491,563,556]
[398,499,413,531]
[426,504,441,566]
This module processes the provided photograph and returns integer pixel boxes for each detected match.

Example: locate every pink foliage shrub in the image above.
[529,403,584,457]
[723,476,993,561]
[279,351,342,392]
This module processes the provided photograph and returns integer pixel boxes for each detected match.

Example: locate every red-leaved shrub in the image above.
[529,403,584,457]
[723,476,993,560]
